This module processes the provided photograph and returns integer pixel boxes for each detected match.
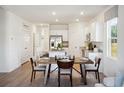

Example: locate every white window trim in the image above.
[106,17,118,60]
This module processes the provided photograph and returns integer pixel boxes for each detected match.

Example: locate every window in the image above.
[50,35,63,50]
[107,17,118,58]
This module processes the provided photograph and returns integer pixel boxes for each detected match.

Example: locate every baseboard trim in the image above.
[21,61,29,66]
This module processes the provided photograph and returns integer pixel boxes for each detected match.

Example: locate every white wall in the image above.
[0,7,8,72]
[68,22,86,57]
[118,5,124,73]
[0,7,33,72]
[50,24,68,30]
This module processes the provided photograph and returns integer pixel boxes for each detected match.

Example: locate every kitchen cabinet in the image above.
[90,21,103,42]
[88,13,104,42]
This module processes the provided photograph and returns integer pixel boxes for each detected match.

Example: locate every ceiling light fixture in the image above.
[52,11,56,15]
[56,19,59,22]
[80,11,84,15]
[76,19,79,22]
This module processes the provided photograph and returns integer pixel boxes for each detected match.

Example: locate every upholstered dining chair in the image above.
[57,59,74,86]
[84,57,101,83]
[30,58,46,82]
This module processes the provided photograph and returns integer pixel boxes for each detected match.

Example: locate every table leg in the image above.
[84,65,87,85]
[80,64,83,78]
[44,64,49,85]
[72,67,81,74]
[47,64,51,78]
[84,72,87,85]
[50,67,58,73]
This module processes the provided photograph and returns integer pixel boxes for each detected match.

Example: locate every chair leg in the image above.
[84,71,87,85]
[85,71,87,78]
[43,70,45,76]
[34,71,36,79]
[95,72,97,79]
[58,69,60,87]
[70,75,73,86]
[97,71,100,83]
[80,64,83,78]
[48,64,51,78]
[31,71,33,82]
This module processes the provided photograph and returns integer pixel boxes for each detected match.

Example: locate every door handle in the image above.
[25,48,27,50]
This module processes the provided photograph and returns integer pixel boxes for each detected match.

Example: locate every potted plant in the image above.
[88,42,93,50]
[57,43,63,50]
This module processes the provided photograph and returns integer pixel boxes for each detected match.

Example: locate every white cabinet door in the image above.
[90,15,104,42]
[90,22,96,41]
[95,22,104,42]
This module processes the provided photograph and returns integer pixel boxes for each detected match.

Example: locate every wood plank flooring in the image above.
[0,62,104,87]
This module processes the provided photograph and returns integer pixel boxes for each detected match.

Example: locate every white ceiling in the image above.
[2,5,108,24]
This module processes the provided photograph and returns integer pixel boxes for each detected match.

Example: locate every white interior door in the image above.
[35,25,49,57]
[21,30,32,64]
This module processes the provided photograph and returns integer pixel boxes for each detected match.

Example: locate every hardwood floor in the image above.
[0,62,104,87]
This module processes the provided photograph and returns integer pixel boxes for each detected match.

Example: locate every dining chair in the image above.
[84,57,101,83]
[30,58,46,82]
[54,55,75,71]
[57,59,74,86]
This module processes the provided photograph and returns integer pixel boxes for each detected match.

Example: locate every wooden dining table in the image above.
[37,57,94,85]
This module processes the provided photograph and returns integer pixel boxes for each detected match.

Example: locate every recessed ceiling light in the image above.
[56,19,59,22]
[80,11,84,15]
[76,19,79,22]
[52,11,56,15]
